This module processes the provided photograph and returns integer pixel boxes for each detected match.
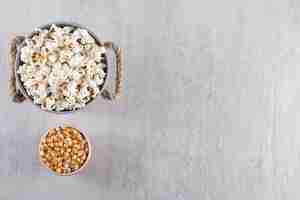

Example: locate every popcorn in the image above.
[47,52,58,63]
[18,24,107,111]
[69,54,83,67]
[36,84,48,98]
[94,75,104,85]
[62,26,74,34]
[68,81,78,96]
[90,46,105,62]
[79,86,91,98]
[71,70,82,81]
[20,46,33,63]
[79,29,95,44]
[32,35,44,47]
[44,39,58,51]
[42,96,56,110]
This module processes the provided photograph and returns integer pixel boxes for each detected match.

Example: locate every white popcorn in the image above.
[65,96,77,105]
[79,86,90,99]
[79,29,95,44]
[62,26,74,34]
[33,96,43,104]
[90,46,105,62]
[36,84,48,98]
[69,54,83,67]
[24,79,36,88]
[59,49,73,63]
[47,52,58,63]
[44,39,58,51]
[32,35,44,47]
[71,70,82,80]
[20,46,33,63]
[39,64,51,75]
[42,96,56,110]
[63,36,73,47]
[68,81,78,96]
[94,75,104,85]
[98,67,106,78]
[25,38,35,47]
[18,24,107,111]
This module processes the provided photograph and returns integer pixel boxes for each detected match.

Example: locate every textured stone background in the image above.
[1,0,300,199]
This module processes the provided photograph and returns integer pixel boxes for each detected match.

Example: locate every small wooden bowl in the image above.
[38,126,91,176]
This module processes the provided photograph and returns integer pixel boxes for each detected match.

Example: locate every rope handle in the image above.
[101,41,123,100]
[9,35,26,103]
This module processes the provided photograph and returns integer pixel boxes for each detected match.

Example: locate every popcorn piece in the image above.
[59,49,73,63]
[62,26,74,34]
[69,54,83,67]
[20,46,33,63]
[42,96,56,110]
[47,52,58,63]
[32,35,44,47]
[79,29,95,44]
[44,39,58,51]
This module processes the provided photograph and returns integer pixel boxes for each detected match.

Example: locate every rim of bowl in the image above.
[38,126,92,176]
[15,22,109,114]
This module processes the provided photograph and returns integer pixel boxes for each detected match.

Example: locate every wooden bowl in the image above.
[38,126,92,176]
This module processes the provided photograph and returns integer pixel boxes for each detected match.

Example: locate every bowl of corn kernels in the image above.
[39,126,91,175]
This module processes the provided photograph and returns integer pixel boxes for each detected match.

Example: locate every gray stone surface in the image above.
[0,0,300,199]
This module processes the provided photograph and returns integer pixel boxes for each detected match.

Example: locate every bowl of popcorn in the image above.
[39,126,91,175]
[9,22,123,112]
